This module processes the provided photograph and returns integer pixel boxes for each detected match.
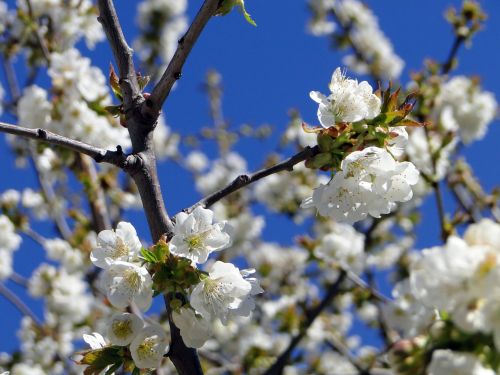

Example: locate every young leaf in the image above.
[109,64,123,102]
[217,0,257,26]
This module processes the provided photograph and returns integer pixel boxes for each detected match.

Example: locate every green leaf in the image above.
[77,347,123,375]
[141,248,159,263]
[217,0,256,26]
[132,367,141,375]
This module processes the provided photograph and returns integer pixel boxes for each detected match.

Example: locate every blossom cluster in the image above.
[301,68,420,224]
[386,219,500,373]
[134,0,188,75]
[169,206,263,347]
[308,0,404,80]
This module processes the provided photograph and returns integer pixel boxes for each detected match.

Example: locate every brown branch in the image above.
[75,154,112,232]
[263,271,347,375]
[0,121,130,167]
[440,35,465,75]
[97,0,139,106]
[186,146,320,213]
[148,0,220,114]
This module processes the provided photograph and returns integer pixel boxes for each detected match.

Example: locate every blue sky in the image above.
[1,0,499,356]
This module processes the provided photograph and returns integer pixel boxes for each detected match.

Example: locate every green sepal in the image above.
[141,248,159,263]
[311,153,333,169]
[104,105,123,117]
[76,346,123,375]
[137,73,151,92]
[317,134,336,152]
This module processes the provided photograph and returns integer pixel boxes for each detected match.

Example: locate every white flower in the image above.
[314,223,365,273]
[435,76,497,144]
[83,332,107,350]
[406,127,457,181]
[310,68,381,127]
[18,86,52,129]
[0,189,20,207]
[427,350,495,375]
[172,307,212,348]
[102,261,153,311]
[190,261,254,324]
[107,312,143,346]
[169,206,231,264]
[409,236,487,311]
[91,222,142,269]
[463,219,500,251]
[302,147,419,224]
[0,215,21,253]
[185,151,209,172]
[10,363,45,375]
[130,324,169,369]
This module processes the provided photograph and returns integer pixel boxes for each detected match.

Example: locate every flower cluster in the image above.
[0,215,22,281]
[435,76,497,144]
[303,147,419,224]
[308,0,404,80]
[91,222,152,311]
[13,0,103,52]
[168,207,263,348]
[17,49,129,150]
[386,219,500,374]
[134,0,188,74]
[83,314,169,369]
[301,68,420,224]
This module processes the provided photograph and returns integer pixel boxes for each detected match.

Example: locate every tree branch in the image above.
[148,0,220,113]
[263,271,347,375]
[97,0,139,106]
[0,121,130,167]
[75,154,112,232]
[186,146,320,213]
[0,283,41,326]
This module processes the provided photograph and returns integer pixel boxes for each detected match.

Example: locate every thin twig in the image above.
[326,337,370,375]
[148,0,220,113]
[263,271,347,375]
[24,0,51,62]
[440,35,465,75]
[0,121,130,167]
[75,154,112,232]
[10,272,29,288]
[345,268,390,303]
[0,283,41,326]
[23,227,48,247]
[30,143,73,242]
[1,56,21,102]
[186,146,320,213]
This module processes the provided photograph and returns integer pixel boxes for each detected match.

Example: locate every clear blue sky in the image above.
[1,0,499,355]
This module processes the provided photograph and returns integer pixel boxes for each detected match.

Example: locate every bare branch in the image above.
[0,283,41,326]
[186,146,320,213]
[97,0,139,105]
[0,121,130,167]
[30,143,73,241]
[76,154,112,232]
[263,271,347,375]
[148,0,220,113]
